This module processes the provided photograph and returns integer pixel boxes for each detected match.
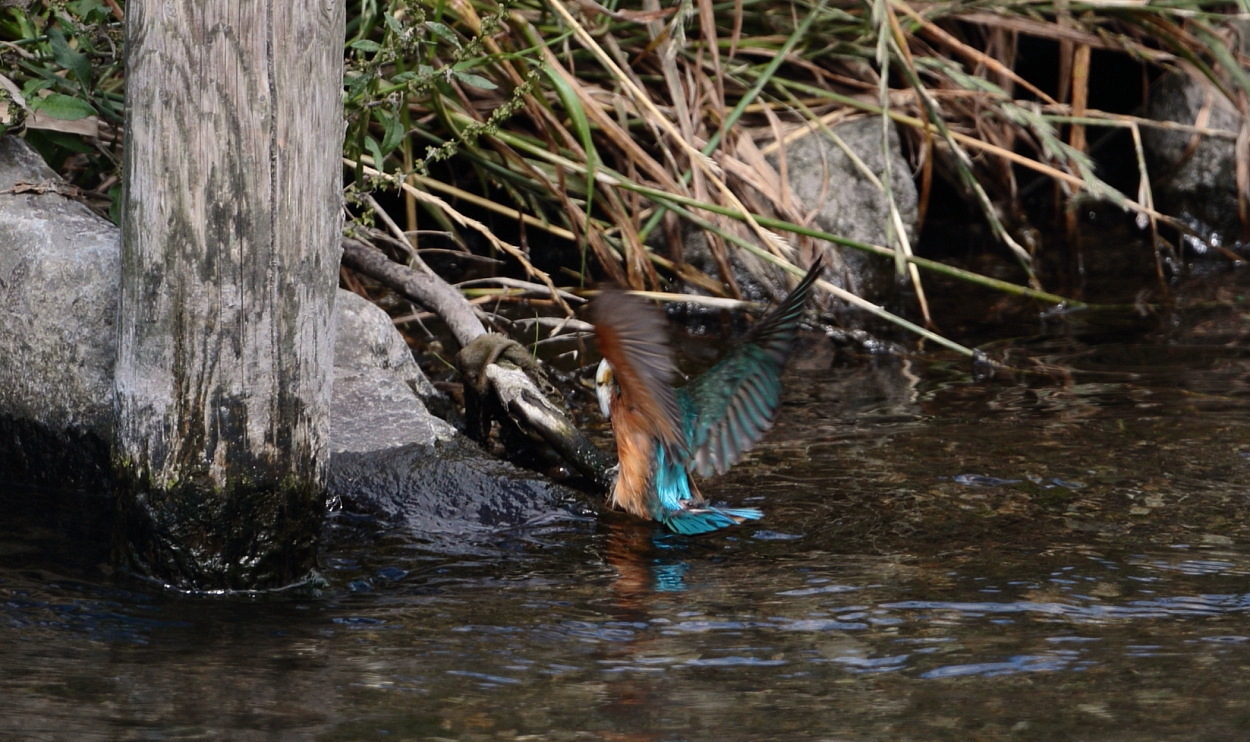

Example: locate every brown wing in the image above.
[590,289,684,449]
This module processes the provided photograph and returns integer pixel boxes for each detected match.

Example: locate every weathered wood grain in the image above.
[115,0,345,590]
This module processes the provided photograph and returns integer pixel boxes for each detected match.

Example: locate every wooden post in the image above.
[115,1,345,590]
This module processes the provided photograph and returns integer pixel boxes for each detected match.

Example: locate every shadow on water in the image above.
[5,273,1250,740]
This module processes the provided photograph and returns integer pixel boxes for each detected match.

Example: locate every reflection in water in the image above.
[6,289,1250,738]
[604,520,692,600]
[9,487,1250,738]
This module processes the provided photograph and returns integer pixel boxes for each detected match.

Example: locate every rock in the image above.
[0,135,579,538]
[1142,30,1249,249]
[333,290,440,405]
[0,136,117,487]
[327,291,584,542]
[682,117,914,308]
[330,292,459,452]
[327,438,583,553]
[771,117,916,301]
[326,365,584,549]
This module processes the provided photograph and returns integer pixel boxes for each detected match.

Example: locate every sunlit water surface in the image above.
[5,291,1250,740]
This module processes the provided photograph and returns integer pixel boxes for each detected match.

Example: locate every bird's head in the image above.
[595,358,616,420]
[589,288,683,448]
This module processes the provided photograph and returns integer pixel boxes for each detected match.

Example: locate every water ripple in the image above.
[446,669,522,685]
[919,652,1084,679]
[683,656,788,667]
[776,583,859,597]
[879,593,1250,623]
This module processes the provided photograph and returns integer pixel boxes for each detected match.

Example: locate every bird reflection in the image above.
[603,517,693,604]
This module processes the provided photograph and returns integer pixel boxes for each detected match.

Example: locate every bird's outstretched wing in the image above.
[590,289,685,450]
[679,259,822,477]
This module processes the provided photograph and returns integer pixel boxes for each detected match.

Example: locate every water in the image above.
[5,280,1250,740]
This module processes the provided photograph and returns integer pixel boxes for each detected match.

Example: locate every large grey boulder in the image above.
[771,117,916,301]
[1143,30,1249,248]
[0,135,577,538]
[331,289,452,451]
[0,136,117,486]
[683,116,913,306]
[327,292,580,543]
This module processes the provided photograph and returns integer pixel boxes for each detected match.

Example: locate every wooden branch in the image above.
[341,238,487,346]
[341,238,611,488]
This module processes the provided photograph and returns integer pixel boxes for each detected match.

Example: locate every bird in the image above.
[589,259,822,535]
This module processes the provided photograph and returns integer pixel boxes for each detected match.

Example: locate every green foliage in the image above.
[342,0,537,182]
[1,0,1247,333]
[1,0,122,205]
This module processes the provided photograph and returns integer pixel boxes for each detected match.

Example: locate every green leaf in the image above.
[545,66,598,215]
[107,183,122,226]
[344,71,371,100]
[383,12,403,36]
[378,109,405,154]
[363,134,385,169]
[68,0,110,24]
[28,129,94,158]
[21,78,51,99]
[451,70,496,90]
[425,22,461,49]
[30,93,96,120]
[350,39,383,53]
[47,26,93,89]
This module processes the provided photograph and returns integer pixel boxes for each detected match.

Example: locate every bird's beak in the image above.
[595,359,615,420]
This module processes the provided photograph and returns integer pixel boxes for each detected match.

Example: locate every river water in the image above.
[3,272,1250,740]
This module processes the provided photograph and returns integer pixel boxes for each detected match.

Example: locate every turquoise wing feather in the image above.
[652,441,763,533]
[677,260,821,477]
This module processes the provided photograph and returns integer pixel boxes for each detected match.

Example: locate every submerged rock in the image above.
[328,438,581,551]
[0,135,577,537]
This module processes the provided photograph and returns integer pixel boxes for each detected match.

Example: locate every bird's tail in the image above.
[661,504,763,535]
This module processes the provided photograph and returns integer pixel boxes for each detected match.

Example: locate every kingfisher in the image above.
[590,260,822,535]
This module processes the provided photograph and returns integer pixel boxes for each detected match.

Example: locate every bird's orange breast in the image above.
[608,403,658,520]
